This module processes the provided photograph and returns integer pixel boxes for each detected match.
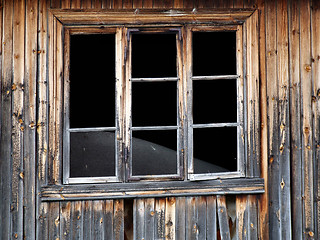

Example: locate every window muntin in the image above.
[64,25,244,184]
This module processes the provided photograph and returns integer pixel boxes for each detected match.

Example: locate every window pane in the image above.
[132,130,177,175]
[132,82,177,126]
[193,32,236,76]
[70,131,115,177]
[131,33,177,78]
[193,79,237,124]
[193,127,237,173]
[70,34,115,128]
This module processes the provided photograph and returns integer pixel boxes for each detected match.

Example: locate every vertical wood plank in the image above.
[60,202,72,240]
[133,0,143,8]
[48,202,60,240]
[71,0,81,8]
[36,0,50,239]
[114,199,124,240]
[175,197,186,240]
[165,197,176,240]
[155,198,166,240]
[311,1,320,238]
[300,0,315,238]
[217,196,231,240]
[113,0,123,9]
[153,0,164,8]
[277,0,292,238]
[186,197,197,240]
[123,0,133,8]
[92,0,103,8]
[38,202,49,240]
[1,0,13,239]
[12,0,25,238]
[236,195,248,240]
[134,198,145,240]
[257,0,269,239]
[70,201,83,239]
[173,0,183,8]
[82,0,93,8]
[103,200,114,239]
[197,196,207,239]
[23,0,38,239]
[83,201,93,239]
[61,0,71,8]
[102,0,113,8]
[265,0,281,239]
[145,198,155,240]
[289,0,303,239]
[206,196,217,240]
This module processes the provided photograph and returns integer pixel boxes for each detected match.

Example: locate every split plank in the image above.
[217,195,231,240]
[265,0,281,238]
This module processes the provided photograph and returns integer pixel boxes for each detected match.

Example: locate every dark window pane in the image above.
[70,34,115,128]
[193,32,236,76]
[132,82,177,126]
[193,127,237,173]
[70,131,115,177]
[132,130,177,175]
[193,79,237,124]
[132,33,177,78]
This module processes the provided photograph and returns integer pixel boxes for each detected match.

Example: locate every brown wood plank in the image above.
[153,0,164,8]
[1,0,13,239]
[61,0,71,8]
[23,0,38,239]
[71,0,81,8]
[165,197,176,239]
[173,0,183,8]
[113,199,124,240]
[123,0,133,8]
[11,0,25,238]
[265,0,281,238]
[257,0,269,238]
[113,0,123,9]
[102,0,113,8]
[312,1,320,239]
[133,0,143,8]
[206,196,217,240]
[300,0,315,238]
[82,0,93,8]
[92,0,103,8]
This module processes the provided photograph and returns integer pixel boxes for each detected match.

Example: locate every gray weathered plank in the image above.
[23,0,38,239]
[134,198,145,240]
[12,0,25,238]
[206,196,217,240]
[48,202,60,240]
[175,197,186,240]
[217,195,231,240]
[155,198,166,240]
[0,0,13,239]
[300,0,315,238]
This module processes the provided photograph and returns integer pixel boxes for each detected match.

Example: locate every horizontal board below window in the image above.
[41,177,264,201]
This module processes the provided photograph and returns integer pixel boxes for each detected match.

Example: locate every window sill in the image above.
[41,177,264,201]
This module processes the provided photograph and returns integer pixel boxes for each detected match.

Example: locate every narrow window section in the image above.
[68,33,117,179]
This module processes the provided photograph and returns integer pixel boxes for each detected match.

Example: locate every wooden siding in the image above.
[0,0,319,240]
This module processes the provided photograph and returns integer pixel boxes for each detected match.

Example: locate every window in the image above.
[43,9,263,199]
[63,25,245,184]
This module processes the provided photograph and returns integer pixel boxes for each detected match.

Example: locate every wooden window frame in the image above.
[42,9,263,200]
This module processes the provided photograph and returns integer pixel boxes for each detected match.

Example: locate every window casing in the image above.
[42,9,264,199]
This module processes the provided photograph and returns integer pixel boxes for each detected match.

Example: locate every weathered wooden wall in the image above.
[0,0,319,239]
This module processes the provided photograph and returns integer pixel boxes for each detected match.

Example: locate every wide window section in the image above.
[64,26,244,184]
